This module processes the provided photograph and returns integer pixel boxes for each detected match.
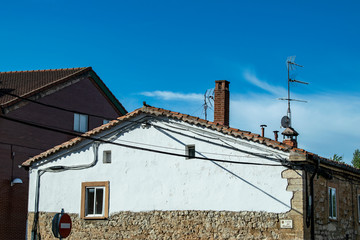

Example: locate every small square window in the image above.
[103,150,111,164]
[74,113,88,133]
[329,187,337,220]
[81,181,109,219]
[186,145,195,159]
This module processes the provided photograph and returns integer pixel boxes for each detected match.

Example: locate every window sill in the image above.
[83,216,108,220]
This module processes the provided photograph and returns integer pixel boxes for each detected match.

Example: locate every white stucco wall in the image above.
[28,114,292,215]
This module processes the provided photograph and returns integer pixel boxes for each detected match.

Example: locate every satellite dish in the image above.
[281,116,290,128]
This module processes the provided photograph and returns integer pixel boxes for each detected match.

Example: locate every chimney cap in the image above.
[282,127,299,137]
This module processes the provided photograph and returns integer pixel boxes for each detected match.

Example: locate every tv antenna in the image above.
[278,56,309,127]
[203,88,214,120]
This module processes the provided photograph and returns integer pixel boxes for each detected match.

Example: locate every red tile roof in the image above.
[21,104,360,175]
[0,67,91,108]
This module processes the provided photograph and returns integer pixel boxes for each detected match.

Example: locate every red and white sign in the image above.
[58,213,72,238]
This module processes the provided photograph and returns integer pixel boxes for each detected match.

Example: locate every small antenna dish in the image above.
[281,116,290,128]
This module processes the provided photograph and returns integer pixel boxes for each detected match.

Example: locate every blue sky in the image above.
[1,0,360,163]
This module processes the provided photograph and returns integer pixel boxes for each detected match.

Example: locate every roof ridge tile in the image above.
[0,67,89,74]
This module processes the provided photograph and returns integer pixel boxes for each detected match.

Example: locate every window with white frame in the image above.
[329,187,337,220]
[74,113,88,133]
[81,181,109,219]
[186,145,195,159]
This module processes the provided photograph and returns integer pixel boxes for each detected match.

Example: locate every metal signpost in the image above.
[52,209,72,239]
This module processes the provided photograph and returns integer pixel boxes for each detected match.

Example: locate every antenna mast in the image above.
[203,89,214,120]
[279,56,308,127]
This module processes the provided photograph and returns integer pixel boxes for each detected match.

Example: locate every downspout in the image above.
[351,181,355,239]
[305,171,310,228]
[309,158,320,240]
[309,170,316,240]
[30,142,100,240]
[31,170,45,240]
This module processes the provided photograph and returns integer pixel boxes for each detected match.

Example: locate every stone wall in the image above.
[28,210,302,240]
[312,173,360,240]
[281,169,306,239]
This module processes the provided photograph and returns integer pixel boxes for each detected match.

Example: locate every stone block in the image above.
[282,169,303,179]
[287,184,303,192]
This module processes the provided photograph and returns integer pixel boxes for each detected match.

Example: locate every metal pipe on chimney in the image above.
[260,125,267,137]
[273,131,279,141]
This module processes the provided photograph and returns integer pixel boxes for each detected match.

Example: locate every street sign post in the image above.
[52,209,72,239]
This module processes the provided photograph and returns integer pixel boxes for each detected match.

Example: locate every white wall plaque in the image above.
[280,219,293,229]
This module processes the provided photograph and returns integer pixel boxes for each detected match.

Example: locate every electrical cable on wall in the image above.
[31,142,100,240]
[151,123,285,164]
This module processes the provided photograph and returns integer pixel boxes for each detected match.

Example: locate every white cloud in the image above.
[243,70,286,96]
[140,91,203,101]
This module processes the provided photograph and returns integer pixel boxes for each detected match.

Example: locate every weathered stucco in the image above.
[28,117,292,215]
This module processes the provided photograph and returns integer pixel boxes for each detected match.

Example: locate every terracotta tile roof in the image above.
[0,67,91,108]
[21,104,360,175]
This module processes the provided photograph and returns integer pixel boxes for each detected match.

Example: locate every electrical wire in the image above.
[111,137,272,159]
[0,90,293,166]
[0,89,117,120]
[0,141,47,152]
[161,121,277,156]
[0,89,153,127]
[0,114,287,167]
[0,89,286,161]
[152,123,286,164]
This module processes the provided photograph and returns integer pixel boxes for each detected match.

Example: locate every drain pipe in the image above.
[31,142,100,240]
[309,170,316,240]
[305,170,310,228]
[31,169,46,240]
[309,158,320,240]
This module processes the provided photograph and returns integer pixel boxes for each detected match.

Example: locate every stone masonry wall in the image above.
[281,169,306,239]
[29,210,297,240]
[27,169,305,240]
[312,174,360,240]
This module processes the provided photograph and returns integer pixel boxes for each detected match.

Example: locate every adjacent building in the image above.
[23,80,360,239]
[0,67,127,239]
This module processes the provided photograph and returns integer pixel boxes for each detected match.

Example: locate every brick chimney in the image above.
[214,80,230,126]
